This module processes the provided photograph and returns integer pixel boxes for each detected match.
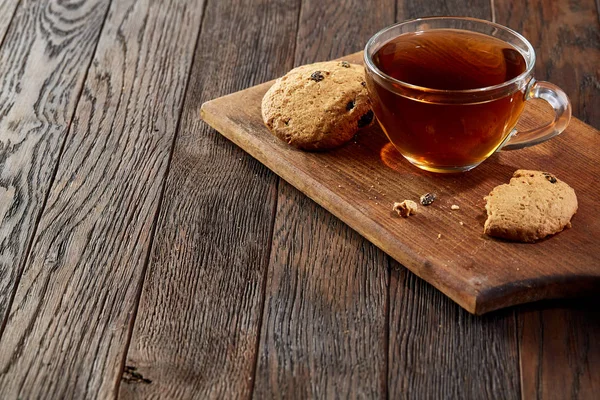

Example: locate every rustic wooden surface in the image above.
[497,2,600,399]
[0,0,111,327]
[0,0,203,398]
[200,55,600,314]
[389,3,520,397]
[0,0,597,399]
[0,1,19,45]
[121,0,297,398]
[253,1,393,399]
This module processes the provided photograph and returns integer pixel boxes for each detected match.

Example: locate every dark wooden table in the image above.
[0,0,598,399]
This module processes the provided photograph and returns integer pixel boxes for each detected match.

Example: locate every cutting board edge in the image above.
[474,273,600,314]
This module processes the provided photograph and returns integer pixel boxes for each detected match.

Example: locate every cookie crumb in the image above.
[420,193,436,206]
[393,200,418,218]
[437,233,442,239]
[459,221,464,226]
[451,204,460,210]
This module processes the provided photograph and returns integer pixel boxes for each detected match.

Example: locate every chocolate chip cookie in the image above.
[484,170,578,242]
[261,61,374,150]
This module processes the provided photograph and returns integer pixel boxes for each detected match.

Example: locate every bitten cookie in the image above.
[484,170,578,242]
[261,61,374,150]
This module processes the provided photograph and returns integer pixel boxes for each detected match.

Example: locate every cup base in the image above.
[404,156,481,173]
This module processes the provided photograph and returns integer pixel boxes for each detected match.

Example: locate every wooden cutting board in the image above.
[200,51,600,315]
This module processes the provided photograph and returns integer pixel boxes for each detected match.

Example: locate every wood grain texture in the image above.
[519,301,600,400]
[252,1,395,398]
[119,0,301,398]
[399,0,491,19]
[0,0,203,398]
[254,182,390,398]
[201,51,600,315]
[0,0,20,45]
[494,0,600,128]
[494,1,600,399]
[389,268,520,399]
[0,0,110,327]
[387,3,521,398]
[294,0,394,63]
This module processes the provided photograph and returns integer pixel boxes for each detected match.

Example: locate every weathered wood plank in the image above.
[388,269,520,399]
[119,0,301,398]
[0,0,110,328]
[494,1,600,398]
[518,302,600,400]
[0,0,20,45]
[252,1,394,398]
[387,1,520,398]
[400,0,488,17]
[0,0,204,398]
[254,181,391,399]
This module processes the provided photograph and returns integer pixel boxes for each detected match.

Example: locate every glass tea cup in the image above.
[363,17,571,173]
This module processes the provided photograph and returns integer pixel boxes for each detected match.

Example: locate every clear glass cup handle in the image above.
[502,78,572,150]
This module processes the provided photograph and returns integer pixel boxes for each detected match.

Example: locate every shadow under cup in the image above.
[364,17,571,173]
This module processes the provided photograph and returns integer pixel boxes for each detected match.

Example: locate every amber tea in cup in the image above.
[364,18,571,173]
[372,30,526,168]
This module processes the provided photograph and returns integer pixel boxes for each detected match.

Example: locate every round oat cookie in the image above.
[483,170,578,243]
[261,61,374,150]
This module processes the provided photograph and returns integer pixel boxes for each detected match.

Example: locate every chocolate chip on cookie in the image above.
[357,110,374,128]
[310,71,325,82]
[261,61,374,151]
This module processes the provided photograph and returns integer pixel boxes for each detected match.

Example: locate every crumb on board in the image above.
[451,204,460,210]
[437,233,442,239]
[459,221,464,226]
[393,200,418,217]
